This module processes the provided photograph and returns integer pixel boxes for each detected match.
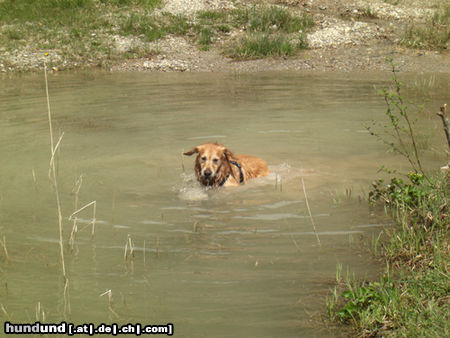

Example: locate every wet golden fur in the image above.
[184,143,270,187]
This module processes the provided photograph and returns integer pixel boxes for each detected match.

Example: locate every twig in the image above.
[301,177,322,248]
[437,104,450,149]
[390,65,425,175]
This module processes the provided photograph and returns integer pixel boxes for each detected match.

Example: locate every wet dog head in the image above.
[184,143,233,186]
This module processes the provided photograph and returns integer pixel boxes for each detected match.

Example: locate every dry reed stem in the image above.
[35,302,45,322]
[69,175,83,249]
[0,236,10,261]
[32,169,38,191]
[124,235,135,263]
[123,238,128,263]
[100,289,120,319]
[68,200,97,238]
[63,279,71,317]
[49,132,64,176]
[1,304,11,321]
[301,177,322,248]
[44,63,67,281]
[123,235,135,273]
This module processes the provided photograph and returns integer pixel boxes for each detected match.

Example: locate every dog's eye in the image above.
[213,158,219,163]
[201,156,207,161]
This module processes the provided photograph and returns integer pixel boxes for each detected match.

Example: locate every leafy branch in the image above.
[366,57,428,180]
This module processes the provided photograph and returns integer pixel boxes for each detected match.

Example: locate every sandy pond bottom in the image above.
[0,71,448,337]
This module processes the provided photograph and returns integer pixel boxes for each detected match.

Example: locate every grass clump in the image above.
[226,5,313,59]
[194,10,231,50]
[245,5,313,33]
[226,33,301,59]
[194,6,313,58]
[329,173,449,337]
[118,12,191,42]
[327,59,449,337]
[400,3,450,50]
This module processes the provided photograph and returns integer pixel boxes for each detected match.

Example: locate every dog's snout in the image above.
[203,169,212,178]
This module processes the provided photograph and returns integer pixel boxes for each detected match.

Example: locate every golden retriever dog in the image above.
[184,142,270,187]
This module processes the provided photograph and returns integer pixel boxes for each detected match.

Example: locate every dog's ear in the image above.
[223,148,234,161]
[184,147,198,156]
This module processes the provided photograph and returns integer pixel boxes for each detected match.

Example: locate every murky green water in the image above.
[0,71,448,337]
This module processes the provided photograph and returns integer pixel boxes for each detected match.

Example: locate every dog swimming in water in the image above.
[183,142,270,188]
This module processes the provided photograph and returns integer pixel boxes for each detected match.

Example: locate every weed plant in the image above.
[328,59,449,337]
[225,6,313,59]
[401,3,450,50]
[195,6,313,58]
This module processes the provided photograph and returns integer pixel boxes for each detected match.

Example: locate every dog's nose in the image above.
[204,169,212,177]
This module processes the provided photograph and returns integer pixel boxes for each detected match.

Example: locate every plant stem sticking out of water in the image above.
[31,169,38,191]
[301,177,321,248]
[436,103,450,149]
[0,236,10,262]
[68,200,97,239]
[367,58,428,180]
[124,234,135,273]
[35,302,45,322]
[44,63,66,283]
[1,304,11,321]
[69,175,83,250]
[100,289,119,319]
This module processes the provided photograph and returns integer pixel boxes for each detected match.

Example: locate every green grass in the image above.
[226,5,313,59]
[328,260,448,337]
[328,172,449,336]
[194,6,313,58]
[245,6,314,33]
[226,33,306,59]
[197,28,215,50]
[118,12,192,42]
[0,1,314,70]
[197,10,229,23]
[0,0,185,70]
[400,3,450,50]
[328,62,449,336]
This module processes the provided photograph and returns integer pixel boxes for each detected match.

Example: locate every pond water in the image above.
[0,71,448,337]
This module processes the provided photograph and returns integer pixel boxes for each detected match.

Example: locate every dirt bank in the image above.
[110,0,449,73]
[1,0,449,73]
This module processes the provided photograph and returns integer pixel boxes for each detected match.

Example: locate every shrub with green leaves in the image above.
[329,59,449,337]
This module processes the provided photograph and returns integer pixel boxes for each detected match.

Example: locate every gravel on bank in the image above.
[0,0,449,73]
